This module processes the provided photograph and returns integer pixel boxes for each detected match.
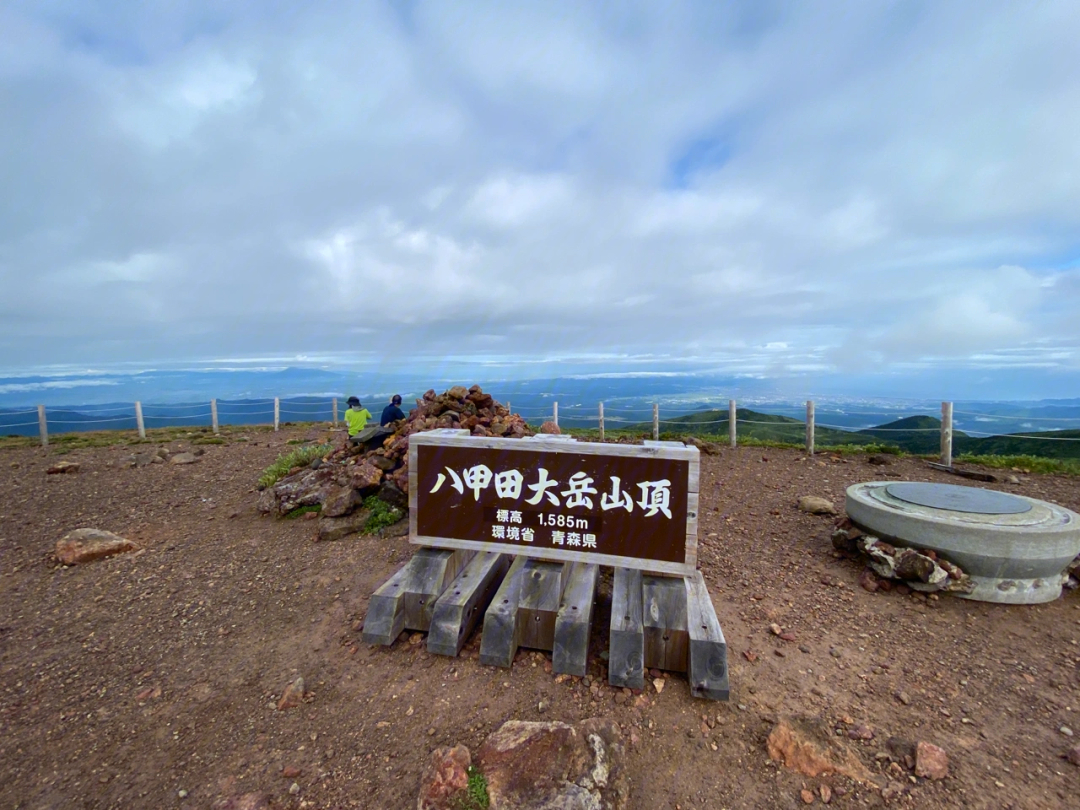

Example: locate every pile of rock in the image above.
[832,517,974,594]
[256,385,533,540]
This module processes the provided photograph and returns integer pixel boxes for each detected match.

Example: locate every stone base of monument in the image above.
[846,481,1080,605]
[364,550,729,700]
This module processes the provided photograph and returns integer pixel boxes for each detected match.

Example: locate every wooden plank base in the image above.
[362,548,473,646]
[685,571,729,700]
[553,563,600,677]
[366,549,729,701]
[608,567,644,689]
[427,552,510,657]
[642,574,689,672]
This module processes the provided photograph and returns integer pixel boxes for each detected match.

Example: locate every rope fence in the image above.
[4,395,1079,467]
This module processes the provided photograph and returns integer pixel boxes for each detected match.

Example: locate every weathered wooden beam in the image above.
[552,562,599,677]
[685,571,729,701]
[642,574,689,672]
[479,556,528,668]
[517,559,570,652]
[361,548,473,646]
[361,564,411,646]
[427,552,511,657]
[608,567,644,689]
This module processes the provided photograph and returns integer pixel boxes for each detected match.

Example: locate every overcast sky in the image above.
[2,1,1079,396]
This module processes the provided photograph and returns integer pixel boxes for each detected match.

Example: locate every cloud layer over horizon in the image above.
[3,1,1079,396]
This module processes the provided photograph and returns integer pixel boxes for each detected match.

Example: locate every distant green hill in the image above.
[857,415,953,455]
[620,408,879,447]
[612,408,1080,460]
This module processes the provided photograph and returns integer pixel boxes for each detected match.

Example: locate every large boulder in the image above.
[348,459,384,494]
[321,483,364,518]
[417,745,472,810]
[258,467,336,516]
[476,718,629,810]
[316,509,371,542]
[56,529,141,565]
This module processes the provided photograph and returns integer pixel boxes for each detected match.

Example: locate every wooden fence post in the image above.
[652,403,659,441]
[598,402,605,442]
[211,399,219,435]
[135,401,146,439]
[332,397,338,426]
[274,397,280,432]
[37,404,48,448]
[806,400,815,456]
[941,401,953,467]
[553,402,558,427]
[729,400,737,448]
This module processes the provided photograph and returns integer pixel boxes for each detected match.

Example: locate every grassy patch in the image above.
[285,504,322,519]
[257,443,332,489]
[451,766,490,810]
[955,453,1080,476]
[192,436,227,445]
[362,495,404,533]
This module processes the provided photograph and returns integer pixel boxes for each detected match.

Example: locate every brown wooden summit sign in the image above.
[409,430,699,575]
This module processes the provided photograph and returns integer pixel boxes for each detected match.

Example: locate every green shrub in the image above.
[258,443,332,489]
[451,766,490,810]
[362,496,404,533]
[285,504,322,519]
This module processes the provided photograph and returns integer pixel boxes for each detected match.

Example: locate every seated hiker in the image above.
[380,394,406,426]
[344,396,373,443]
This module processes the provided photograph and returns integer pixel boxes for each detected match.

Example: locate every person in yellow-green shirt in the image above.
[344,396,373,444]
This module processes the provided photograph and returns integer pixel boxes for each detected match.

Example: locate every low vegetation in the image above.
[362,495,404,533]
[451,766,490,810]
[257,443,332,489]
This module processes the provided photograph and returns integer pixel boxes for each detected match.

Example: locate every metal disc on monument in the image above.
[846,480,1080,605]
[884,482,1032,515]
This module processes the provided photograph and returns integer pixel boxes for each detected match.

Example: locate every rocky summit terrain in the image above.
[1,414,1079,809]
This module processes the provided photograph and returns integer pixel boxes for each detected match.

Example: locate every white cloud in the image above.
[2,1,1080,396]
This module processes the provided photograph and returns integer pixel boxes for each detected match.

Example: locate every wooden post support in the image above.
[552,562,599,677]
[274,397,280,431]
[553,401,558,427]
[642,574,689,671]
[331,397,338,426]
[685,571,729,700]
[518,559,569,652]
[805,400,815,456]
[598,402,605,442]
[652,403,659,441]
[362,548,474,645]
[211,399,219,435]
[505,401,510,416]
[941,401,953,467]
[37,404,48,448]
[729,400,737,448]
[480,556,528,667]
[609,567,645,689]
[135,401,146,439]
[427,552,510,657]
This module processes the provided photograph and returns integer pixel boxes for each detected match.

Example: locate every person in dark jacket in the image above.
[380,394,406,426]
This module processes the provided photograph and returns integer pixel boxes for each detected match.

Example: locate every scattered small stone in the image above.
[1061,726,1074,737]
[55,528,141,565]
[895,691,911,706]
[653,678,665,694]
[178,789,188,799]
[277,676,305,710]
[769,623,783,636]
[798,496,837,516]
[800,788,815,804]
[170,452,200,465]
[282,766,301,778]
[915,741,948,780]
[819,783,832,804]
[848,724,874,741]
[1065,744,1080,766]
[288,782,300,795]
[46,461,80,475]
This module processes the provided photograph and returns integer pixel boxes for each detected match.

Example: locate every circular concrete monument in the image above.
[846,481,1080,604]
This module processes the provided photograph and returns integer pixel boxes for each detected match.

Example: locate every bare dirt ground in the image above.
[2,426,1079,809]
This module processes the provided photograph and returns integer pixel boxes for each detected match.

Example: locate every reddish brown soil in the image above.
[2,428,1079,809]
